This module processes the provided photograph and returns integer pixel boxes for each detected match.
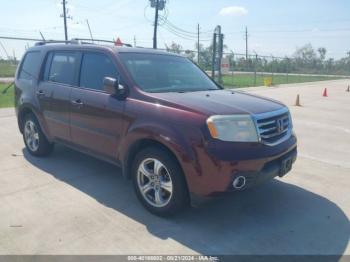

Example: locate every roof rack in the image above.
[72,38,133,47]
[35,39,84,46]
[35,38,133,47]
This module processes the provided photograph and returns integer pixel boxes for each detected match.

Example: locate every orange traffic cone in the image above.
[295,94,301,106]
[347,85,350,92]
[323,88,328,97]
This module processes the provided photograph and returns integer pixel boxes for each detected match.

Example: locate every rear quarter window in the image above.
[18,51,41,80]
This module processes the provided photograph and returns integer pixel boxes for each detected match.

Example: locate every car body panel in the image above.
[149,89,284,116]
[70,87,125,159]
[37,81,72,142]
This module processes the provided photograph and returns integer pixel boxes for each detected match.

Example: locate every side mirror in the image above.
[103,77,126,97]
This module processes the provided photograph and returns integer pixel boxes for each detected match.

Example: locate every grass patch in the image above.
[0,73,344,108]
[0,62,17,77]
[0,83,14,108]
[222,73,343,88]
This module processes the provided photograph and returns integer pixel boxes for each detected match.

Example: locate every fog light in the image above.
[232,176,246,190]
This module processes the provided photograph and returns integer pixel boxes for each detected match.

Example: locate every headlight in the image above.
[206,115,259,142]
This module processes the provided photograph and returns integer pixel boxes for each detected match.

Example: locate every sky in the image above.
[1,0,350,60]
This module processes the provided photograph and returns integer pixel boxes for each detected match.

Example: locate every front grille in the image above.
[256,112,290,145]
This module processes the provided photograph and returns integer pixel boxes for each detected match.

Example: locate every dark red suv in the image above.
[15,41,297,216]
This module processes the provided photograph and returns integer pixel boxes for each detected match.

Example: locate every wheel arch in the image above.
[17,105,50,141]
[124,138,180,177]
[17,106,36,133]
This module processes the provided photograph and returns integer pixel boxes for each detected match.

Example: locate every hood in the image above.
[149,89,285,116]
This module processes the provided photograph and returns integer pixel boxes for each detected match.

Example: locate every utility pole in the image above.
[197,24,200,64]
[150,0,166,49]
[62,0,68,41]
[245,26,248,61]
[211,32,217,79]
[134,35,136,47]
[218,31,224,84]
[152,0,160,49]
[60,1,72,41]
[86,19,94,42]
[211,25,224,84]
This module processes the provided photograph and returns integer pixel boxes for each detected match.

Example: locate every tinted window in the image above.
[49,52,77,85]
[119,53,219,93]
[80,53,117,91]
[19,51,41,80]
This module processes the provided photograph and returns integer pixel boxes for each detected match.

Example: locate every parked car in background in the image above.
[15,41,297,216]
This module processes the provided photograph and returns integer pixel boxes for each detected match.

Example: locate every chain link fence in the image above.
[165,48,350,88]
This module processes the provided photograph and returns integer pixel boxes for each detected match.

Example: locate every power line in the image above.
[253,28,350,33]
[159,17,212,41]
[161,24,211,41]
[159,17,212,38]
[162,25,197,40]
[225,27,350,35]
[164,19,205,36]
[0,36,42,42]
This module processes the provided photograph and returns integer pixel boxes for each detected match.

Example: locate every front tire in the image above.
[132,147,189,216]
[23,113,54,157]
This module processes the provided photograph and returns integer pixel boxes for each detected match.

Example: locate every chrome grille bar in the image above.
[260,128,288,139]
[253,107,292,146]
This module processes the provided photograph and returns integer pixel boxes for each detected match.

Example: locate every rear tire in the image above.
[23,113,54,157]
[132,147,189,216]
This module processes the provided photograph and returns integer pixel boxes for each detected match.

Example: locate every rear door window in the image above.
[48,52,78,85]
[79,52,118,91]
[18,51,41,80]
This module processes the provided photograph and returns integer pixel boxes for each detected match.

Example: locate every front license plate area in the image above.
[280,157,293,176]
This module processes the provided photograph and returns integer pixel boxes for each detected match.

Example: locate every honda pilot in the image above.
[15,41,297,216]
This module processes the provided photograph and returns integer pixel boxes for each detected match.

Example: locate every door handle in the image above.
[71,99,84,106]
[36,90,45,97]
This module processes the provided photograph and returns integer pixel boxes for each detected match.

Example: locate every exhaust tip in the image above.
[232,176,246,190]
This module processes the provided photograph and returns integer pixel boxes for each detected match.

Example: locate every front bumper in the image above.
[221,147,297,194]
[183,134,297,198]
[189,146,297,207]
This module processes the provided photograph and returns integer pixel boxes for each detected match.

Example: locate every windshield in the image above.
[119,53,219,93]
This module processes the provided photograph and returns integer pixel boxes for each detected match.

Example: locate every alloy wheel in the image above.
[24,120,39,152]
[137,158,173,208]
